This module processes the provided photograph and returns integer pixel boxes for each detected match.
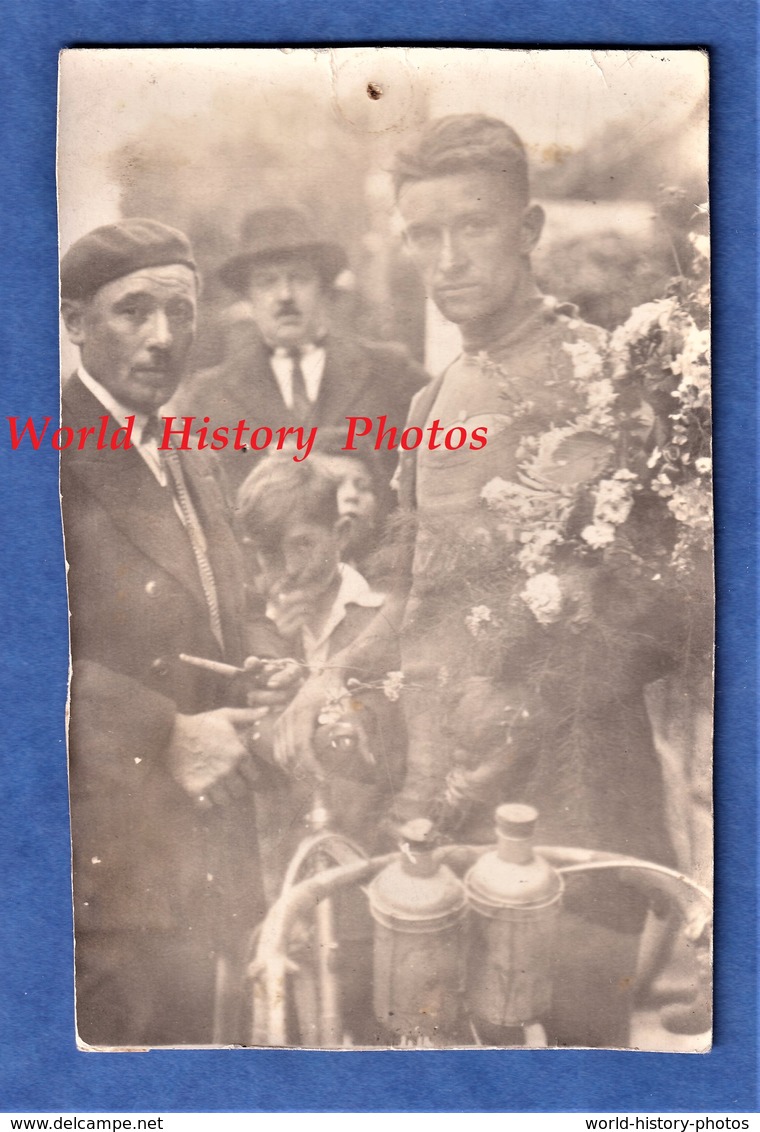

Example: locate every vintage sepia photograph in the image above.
[56,47,712,1052]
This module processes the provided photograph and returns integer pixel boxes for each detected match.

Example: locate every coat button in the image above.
[145,580,158,596]
[150,657,169,678]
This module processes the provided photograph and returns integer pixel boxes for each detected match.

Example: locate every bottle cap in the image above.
[495,803,538,840]
[399,818,437,850]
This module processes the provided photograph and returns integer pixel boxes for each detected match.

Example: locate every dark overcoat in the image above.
[181,325,428,496]
[61,375,263,1042]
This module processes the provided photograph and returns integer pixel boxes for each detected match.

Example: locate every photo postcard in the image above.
[53,46,712,1052]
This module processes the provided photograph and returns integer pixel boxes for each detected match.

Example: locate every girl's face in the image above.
[323,456,378,527]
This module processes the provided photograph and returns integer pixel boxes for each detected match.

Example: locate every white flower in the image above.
[695,456,712,476]
[675,323,711,409]
[382,671,405,702]
[481,474,565,527]
[516,528,562,574]
[520,572,563,624]
[585,379,616,412]
[581,522,616,549]
[465,605,494,637]
[318,698,349,727]
[619,298,678,342]
[575,407,617,434]
[592,477,635,526]
[689,232,710,262]
[562,339,605,382]
[480,477,515,508]
[608,298,678,379]
[667,482,712,529]
[652,472,675,498]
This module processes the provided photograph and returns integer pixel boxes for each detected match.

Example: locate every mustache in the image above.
[135,348,173,371]
[275,301,302,317]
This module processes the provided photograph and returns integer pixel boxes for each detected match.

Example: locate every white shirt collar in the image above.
[76,366,169,486]
[76,365,150,440]
[270,340,324,359]
[300,563,384,663]
[268,343,327,408]
[332,562,385,611]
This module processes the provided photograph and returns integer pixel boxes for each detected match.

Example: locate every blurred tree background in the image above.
[59,49,708,373]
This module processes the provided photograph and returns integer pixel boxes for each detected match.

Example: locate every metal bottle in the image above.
[464,803,563,1029]
[368,819,467,1044]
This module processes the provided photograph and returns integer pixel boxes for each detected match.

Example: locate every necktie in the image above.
[144,418,224,649]
[287,346,311,418]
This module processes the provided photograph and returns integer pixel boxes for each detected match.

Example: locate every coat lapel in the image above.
[396,374,445,511]
[182,452,247,661]
[246,337,293,421]
[202,333,290,424]
[62,377,215,617]
[314,335,373,427]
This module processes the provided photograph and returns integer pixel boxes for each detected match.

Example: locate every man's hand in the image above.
[273,668,347,781]
[444,756,506,807]
[232,656,304,710]
[167,706,265,799]
[271,595,404,782]
[246,656,304,696]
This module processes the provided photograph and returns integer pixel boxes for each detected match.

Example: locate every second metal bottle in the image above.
[464,803,563,1033]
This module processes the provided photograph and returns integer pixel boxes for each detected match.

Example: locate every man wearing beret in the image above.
[275,116,679,1048]
[60,218,268,1047]
[182,206,427,500]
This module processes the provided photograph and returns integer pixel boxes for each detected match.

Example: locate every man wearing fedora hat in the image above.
[182,206,427,497]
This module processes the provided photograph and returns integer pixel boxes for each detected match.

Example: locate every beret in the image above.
[60,218,197,301]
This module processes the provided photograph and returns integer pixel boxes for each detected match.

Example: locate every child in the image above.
[236,455,405,1043]
[236,454,386,665]
[315,427,385,579]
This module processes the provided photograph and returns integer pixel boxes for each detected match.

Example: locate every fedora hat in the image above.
[219,207,348,293]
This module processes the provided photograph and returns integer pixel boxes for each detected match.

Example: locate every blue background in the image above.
[0,0,757,1113]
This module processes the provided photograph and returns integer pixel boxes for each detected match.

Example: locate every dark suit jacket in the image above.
[181,325,428,496]
[61,376,263,941]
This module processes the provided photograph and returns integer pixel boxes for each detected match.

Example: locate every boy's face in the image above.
[255,518,342,596]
